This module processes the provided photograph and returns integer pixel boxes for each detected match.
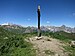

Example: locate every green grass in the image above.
[22,32,37,38]
[42,31,75,43]
[0,27,36,56]
[12,47,36,56]
[63,45,75,56]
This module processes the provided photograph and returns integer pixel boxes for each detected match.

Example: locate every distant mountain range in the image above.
[0,23,75,33]
[0,23,37,33]
[41,25,75,33]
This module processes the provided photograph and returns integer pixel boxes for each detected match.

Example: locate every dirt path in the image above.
[26,36,68,56]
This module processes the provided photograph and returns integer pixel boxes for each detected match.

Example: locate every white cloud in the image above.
[73,13,75,16]
[46,21,50,24]
[27,18,31,21]
[1,23,8,25]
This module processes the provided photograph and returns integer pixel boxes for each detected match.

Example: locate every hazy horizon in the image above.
[0,22,75,28]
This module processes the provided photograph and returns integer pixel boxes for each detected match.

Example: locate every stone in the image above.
[55,53,59,56]
[35,36,43,40]
[46,38,51,41]
[70,41,75,48]
[4,37,8,39]
[37,37,42,40]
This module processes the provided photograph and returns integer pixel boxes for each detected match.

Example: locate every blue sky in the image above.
[0,0,75,27]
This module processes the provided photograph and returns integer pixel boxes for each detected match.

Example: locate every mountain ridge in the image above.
[0,23,75,33]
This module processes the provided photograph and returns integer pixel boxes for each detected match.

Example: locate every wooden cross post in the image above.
[37,5,41,37]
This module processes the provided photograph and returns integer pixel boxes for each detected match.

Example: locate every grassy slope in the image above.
[42,31,75,41]
[0,27,36,56]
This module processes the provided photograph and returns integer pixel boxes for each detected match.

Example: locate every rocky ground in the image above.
[25,36,69,56]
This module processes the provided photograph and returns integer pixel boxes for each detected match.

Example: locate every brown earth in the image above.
[25,36,69,56]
